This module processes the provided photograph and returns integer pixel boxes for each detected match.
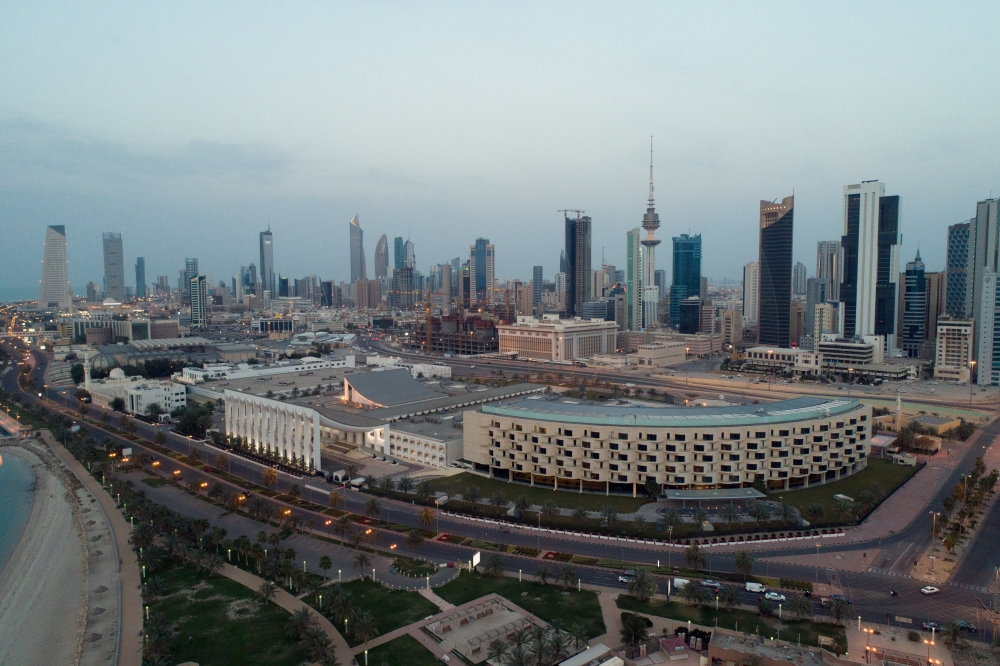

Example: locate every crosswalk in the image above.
[864,566,989,591]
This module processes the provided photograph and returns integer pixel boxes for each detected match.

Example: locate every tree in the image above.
[418,507,435,528]
[559,563,578,589]
[111,397,126,412]
[534,564,551,585]
[262,467,278,490]
[627,569,657,602]
[542,499,559,526]
[154,430,166,446]
[734,550,754,581]
[644,477,661,500]
[416,479,433,502]
[328,490,343,511]
[396,476,414,494]
[319,555,332,581]
[757,598,775,617]
[513,495,531,519]
[600,506,619,531]
[693,508,709,529]
[572,506,589,522]
[351,610,378,651]
[288,483,301,499]
[286,606,317,640]
[749,500,771,524]
[721,503,740,530]
[793,596,813,619]
[620,613,651,648]
[805,503,825,524]
[144,402,164,421]
[482,553,505,577]
[334,515,354,546]
[719,585,737,610]
[684,544,706,571]
[300,627,335,664]
[258,580,277,604]
[680,582,707,606]
[662,508,679,530]
[464,484,482,508]
[406,529,424,549]
[215,452,230,473]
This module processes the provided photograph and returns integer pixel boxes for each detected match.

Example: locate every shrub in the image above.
[907,630,920,642]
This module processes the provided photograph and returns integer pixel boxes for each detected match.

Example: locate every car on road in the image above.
[700,579,723,590]
[764,592,786,602]
[953,620,977,632]
[920,586,940,595]
[830,594,852,605]
[922,621,944,631]
[618,574,636,584]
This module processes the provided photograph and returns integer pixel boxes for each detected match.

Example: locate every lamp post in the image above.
[969,360,976,406]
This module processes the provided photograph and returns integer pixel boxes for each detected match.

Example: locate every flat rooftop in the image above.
[482,396,862,428]
[664,488,765,501]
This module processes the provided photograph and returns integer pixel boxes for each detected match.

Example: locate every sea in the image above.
[0,448,36,575]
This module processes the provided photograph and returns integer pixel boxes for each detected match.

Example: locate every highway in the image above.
[3,337,998,638]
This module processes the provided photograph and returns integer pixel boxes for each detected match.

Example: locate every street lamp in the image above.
[969,360,976,406]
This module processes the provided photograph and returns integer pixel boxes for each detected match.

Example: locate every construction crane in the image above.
[558,209,586,219]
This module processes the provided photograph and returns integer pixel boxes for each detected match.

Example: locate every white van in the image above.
[746,582,766,593]
[672,578,691,592]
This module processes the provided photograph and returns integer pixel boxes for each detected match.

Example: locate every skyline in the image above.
[3,3,1000,298]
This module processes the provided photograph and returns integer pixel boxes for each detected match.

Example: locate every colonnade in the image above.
[224,390,322,471]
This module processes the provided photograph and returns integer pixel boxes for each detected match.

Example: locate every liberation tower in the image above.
[641,138,661,328]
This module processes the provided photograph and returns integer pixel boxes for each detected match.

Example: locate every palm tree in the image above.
[513,495,531,519]
[364,497,382,521]
[684,544,706,571]
[719,585,737,610]
[262,467,278,490]
[534,564,552,585]
[757,598,775,617]
[734,550,754,581]
[328,588,355,626]
[396,476,415,494]
[721,503,740,530]
[662,508,679,530]
[542,499,559,526]
[778,501,797,525]
[680,582,707,606]
[464,484,482,509]
[944,622,963,646]
[693,508,709,529]
[319,555,332,581]
[488,639,509,662]
[352,551,372,573]
[749,500,771,524]
[805,503,825,524]
[558,563,577,589]
[406,529,424,549]
[490,490,510,518]
[215,452,230,473]
[378,476,395,493]
[793,596,813,619]
[416,479,433,502]
[328,490,343,511]
[627,569,657,602]
[286,606,317,639]
[483,553,505,577]
[351,610,378,652]
[829,597,848,624]
[334,515,354,546]
[300,627,334,663]
[834,499,855,522]
[599,505,619,531]
[418,507,435,528]
[620,612,649,648]
[572,506,589,522]
[631,513,648,536]
[131,522,155,551]
[258,580,277,604]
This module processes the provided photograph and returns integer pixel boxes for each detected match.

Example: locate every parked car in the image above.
[764,592,787,602]
[954,620,977,632]
[920,586,940,595]
[922,621,944,631]
[831,594,852,605]
[700,579,723,590]
[618,574,636,584]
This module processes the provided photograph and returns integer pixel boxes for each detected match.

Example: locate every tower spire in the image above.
[648,135,655,208]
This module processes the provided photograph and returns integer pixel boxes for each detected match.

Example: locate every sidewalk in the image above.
[43,431,144,666]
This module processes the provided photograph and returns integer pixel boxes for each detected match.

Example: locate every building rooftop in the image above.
[664,488,765,501]
[345,368,440,407]
[482,396,862,428]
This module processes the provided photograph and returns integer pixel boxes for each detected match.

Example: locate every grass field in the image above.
[616,596,845,648]
[365,634,441,666]
[773,458,918,517]
[427,472,648,512]
[338,578,439,646]
[434,570,605,638]
[146,563,306,666]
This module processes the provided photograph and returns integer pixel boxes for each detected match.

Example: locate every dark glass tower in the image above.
[564,213,591,316]
[757,196,794,346]
[902,250,926,357]
[670,234,702,326]
[135,257,146,299]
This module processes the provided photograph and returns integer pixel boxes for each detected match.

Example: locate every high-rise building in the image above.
[901,250,926,358]
[654,270,667,300]
[374,234,389,281]
[758,196,794,346]
[404,239,416,269]
[532,266,543,310]
[792,261,807,295]
[39,225,71,310]
[564,214,591,317]
[804,278,831,344]
[190,275,208,328]
[970,199,1000,357]
[259,228,275,296]
[349,215,366,282]
[625,228,642,330]
[102,232,126,301]
[671,233,702,327]
[946,221,971,317]
[554,272,566,311]
[839,181,900,349]
[978,270,1000,385]
[393,237,405,271]
[742,262,759,324]
[816,241,842,301]
[135,257,146,299]
[468,238,495,306]
[86,282,100,302]
[183,258,199,301]
[926,272,944,347]
[640,140,661,329]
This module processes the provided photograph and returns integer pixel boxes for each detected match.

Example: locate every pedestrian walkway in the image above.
[590,590,624,648]
[418,587,455,611]
[43,431,144,666]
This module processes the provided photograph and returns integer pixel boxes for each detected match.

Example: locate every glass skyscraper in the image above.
[670,233,702,327]
[758,197,793,347]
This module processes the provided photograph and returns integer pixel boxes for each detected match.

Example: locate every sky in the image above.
[2,2,999,300]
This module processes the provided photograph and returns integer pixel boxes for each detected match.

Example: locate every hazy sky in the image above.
[2,2,999,299]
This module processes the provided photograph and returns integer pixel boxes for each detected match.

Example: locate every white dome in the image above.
[109,368,126,379]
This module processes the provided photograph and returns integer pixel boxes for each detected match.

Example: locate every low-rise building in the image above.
[631,342,686,367]
[88,368,187,415]
[934,319,973,382]
[498,315,618,362]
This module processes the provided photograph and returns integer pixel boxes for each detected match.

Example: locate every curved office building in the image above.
[464,396,871,494]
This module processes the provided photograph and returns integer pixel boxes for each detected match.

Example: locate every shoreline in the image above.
[0,445,35,576]
[0,443,88,666]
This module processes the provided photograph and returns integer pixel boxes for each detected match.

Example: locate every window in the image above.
[674,476,685,483]
[531,436,538,443]
[747,463,757,470]
[637,465,647,473]
[702,434,714,441]
[590,431,600,438]
[646,433,657,441]
[694,465,705,473]
[819,425,829,432]
[556,439,564,446]
[729,433,741,440]
[747,442,758,450]
[779,430,789,437]
[701,476,713,483]
[721,465,731,472]
[793,438,804,445]
[665,444,677,452]
[754,452,766,459]
[675,455,686,462]
[675,434,686,441]
[607,463,618,472]
[638,444,648,452]
[609,442,619,450]
[694,444,705,452]
[770,461,782,468]
[729,453,740,461]
[754,431,766,439]
[721,444,732,451]
[800,427,810,434]
[618,433,629,440]
[618,453,628,461]
[770,441,782,448]
[702,455,714,462]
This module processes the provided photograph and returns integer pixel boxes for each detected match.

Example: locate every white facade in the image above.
[89,369,187,415]
[632,342,685,367]
[934,320,973,383]
[978,270,1000,386]
[39,225,72,311]
[224,390,324,470]
[742,262,759,323]
[498,315,618,362]
[387,428,461,467]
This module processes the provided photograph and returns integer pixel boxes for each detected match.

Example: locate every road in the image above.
[4,337,999,637]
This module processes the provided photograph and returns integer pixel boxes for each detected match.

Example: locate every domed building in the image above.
[90,350,119,372]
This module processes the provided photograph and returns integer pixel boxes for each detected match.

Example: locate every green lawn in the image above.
[434,570,605,638]
[338,578,439,646]
[616,596,845,648]
[427,472,648,512]
[365,634,440,666]
[146,563,306,666]
[773,458,918,518]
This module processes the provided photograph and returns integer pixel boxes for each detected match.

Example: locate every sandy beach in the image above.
[0,443,88,666]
